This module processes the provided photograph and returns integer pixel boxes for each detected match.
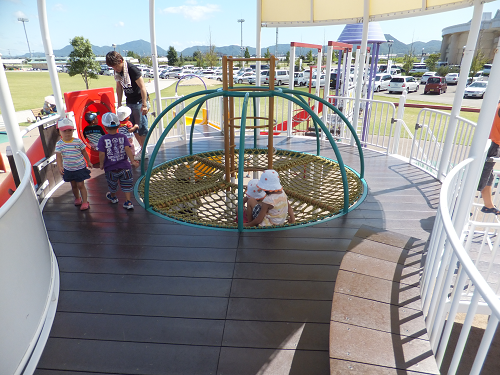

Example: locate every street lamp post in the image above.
[387,40,393,72]
[237,19,245,58]
[17,18,32,59]
[460,45,466,66]
[112,44,116,52]
[421,47,425,63]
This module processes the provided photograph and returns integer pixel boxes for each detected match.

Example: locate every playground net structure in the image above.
[137,56,367,231]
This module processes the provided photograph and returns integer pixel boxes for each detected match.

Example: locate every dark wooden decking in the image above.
[35,134,441,375]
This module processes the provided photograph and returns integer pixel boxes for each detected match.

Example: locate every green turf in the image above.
[3,71,116,113]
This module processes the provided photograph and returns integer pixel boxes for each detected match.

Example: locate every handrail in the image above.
[438,157,500,319]
[19,114,60,137]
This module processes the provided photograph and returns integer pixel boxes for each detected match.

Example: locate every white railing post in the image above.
[391,92,406,155]
[149,0,164,134]
[436,0,483,181]
[287,46,296,137]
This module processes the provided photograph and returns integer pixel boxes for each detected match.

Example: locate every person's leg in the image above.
[481,185,494,208]
[77,181,88,203]
[70,180,79,199]
[105,171,119,202]
[128,103,148,152]
[119,169,134,208]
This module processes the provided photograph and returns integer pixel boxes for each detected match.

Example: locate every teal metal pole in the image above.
[237,93,250,232]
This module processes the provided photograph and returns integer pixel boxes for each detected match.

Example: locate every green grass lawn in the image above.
[3,71,116,113]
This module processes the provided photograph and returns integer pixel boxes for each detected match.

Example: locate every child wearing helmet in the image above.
[83,111,105,150]
[117,106,139,167]
[244,170,295,227]
[97,112,136,210]
[55,117,92,211]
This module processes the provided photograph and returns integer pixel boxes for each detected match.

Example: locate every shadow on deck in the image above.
[35,135,441,375]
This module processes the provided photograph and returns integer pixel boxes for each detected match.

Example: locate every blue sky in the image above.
[1,0,499,57]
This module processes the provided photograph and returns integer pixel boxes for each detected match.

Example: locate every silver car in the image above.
[387,76,419,94]
[463,81,487,99]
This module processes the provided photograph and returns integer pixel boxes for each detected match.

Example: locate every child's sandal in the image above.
[80,202,90,211]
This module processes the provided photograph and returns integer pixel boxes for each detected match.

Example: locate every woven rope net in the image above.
[138,148,363,229]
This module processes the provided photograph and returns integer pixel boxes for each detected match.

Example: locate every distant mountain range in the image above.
[16,35,441,59]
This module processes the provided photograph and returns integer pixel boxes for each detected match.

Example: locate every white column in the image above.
[0,56,26,176]
[351,0,369,145]
[149,0,164,134]
[255,0,262,148]
[436,0,483,180]
[287,46,296,137]
[314,49,323,112]
[37,0,64,115]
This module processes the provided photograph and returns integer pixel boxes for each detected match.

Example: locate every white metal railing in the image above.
[150,95,186,144]
[410,108,477,178]
[0,151,59,375]
[422,157,500,374]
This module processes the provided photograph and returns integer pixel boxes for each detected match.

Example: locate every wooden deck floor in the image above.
[35,134,441,375]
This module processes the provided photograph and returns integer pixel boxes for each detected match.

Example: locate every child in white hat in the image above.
[97,112,136,210]
[244,170,295,227]
[117,106,139,167]
[55,117,92,211]
[242,179,266,223]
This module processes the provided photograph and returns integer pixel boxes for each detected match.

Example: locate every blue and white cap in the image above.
[101,112,120,128]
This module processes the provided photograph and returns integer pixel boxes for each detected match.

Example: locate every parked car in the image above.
[445,73,459,85]
[247,70,268,84]
[311,73,326,88]
[234,72,254,84]
[103,68,114,76]
[463,81,488,98]
[424,76,447,94]
[294,72,304,86]
[373,73,392,92]
[168,68,183,78]
[264,69,290,86]
[420,72,437,84]
[388,76,419,94]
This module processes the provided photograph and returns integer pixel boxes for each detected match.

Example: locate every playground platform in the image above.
[35,133,442,374]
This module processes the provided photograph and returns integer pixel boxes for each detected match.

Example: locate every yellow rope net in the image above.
[138,149,363,229]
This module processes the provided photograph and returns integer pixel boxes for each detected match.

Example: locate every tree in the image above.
[425,53,440,72]
[244,47,250,59]
[194,50,204,67]
[285,51,290,64]
[402,48,416,75]
[127,50,140,59]
[67,36,100,90]
[306,50,313,63]
[167,46,178,66]
[264,48,271,58]
[470,50,489,76]
[180,53,185,65]
[140,56,152,67]
[204,30,218,68]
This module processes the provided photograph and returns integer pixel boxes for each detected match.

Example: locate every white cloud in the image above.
[115,21,125,27]
[53,3,65,11]
[14,11,26,18]
[161,3,220,21]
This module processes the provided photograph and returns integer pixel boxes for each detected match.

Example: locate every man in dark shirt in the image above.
[105,51,149,159]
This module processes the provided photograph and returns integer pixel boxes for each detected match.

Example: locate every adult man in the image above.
[105,51,149,159]
[477,103,500,214]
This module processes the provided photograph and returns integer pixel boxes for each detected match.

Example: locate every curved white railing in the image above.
[422,157,500,374]
[0,152,59,375]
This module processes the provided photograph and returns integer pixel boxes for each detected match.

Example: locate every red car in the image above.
[424,76,447,95]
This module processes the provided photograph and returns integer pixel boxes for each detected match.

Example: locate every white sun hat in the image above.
[117,106,132,122]
[101,112,120,127]
[257,169,282,192]
[44,95,56,105]
[246,179,266,200]
[57,117,75,131]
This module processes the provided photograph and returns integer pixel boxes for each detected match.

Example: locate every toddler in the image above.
[55,117,92,211]
[83,111,105,150]
[117,106,140,167]
[97,112,136,210]
[243,179,266,222]
[244,170,295,227]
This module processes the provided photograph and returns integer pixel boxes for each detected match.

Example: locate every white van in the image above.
[264,69,290,86]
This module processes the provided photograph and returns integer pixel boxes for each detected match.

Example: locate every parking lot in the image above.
[375,83,483,109]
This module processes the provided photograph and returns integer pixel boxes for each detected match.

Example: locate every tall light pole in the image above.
[112,44,116,52]
[387,40,393,72]
[237,19,245,57]
[18,18,31,59]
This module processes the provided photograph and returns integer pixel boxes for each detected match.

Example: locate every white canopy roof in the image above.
[260,0,496,27]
